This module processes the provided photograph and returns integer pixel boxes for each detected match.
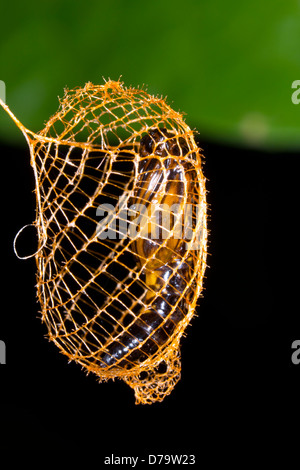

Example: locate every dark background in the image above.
[1,137,299,456]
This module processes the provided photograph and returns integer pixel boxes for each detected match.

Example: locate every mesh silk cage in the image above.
[0,80,207,404]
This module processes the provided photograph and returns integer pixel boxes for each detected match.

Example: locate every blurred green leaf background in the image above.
[0,0,299,149]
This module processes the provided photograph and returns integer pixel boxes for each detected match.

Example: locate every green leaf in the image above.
[0,0,299,150]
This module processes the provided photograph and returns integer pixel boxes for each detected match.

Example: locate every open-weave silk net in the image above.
[0,80,207,404]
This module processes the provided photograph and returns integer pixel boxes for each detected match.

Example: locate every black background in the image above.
[0,137,299,457]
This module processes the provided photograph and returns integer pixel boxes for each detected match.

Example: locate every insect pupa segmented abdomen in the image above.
[99,128,200,369]
[1,80,207,405]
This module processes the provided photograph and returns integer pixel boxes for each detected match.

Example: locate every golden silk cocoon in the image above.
[0,80,207,404]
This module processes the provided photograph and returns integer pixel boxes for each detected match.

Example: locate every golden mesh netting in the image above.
[0,79,207,404]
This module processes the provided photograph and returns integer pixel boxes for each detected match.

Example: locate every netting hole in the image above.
[156,360,168,375]
[138,371,148,381]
